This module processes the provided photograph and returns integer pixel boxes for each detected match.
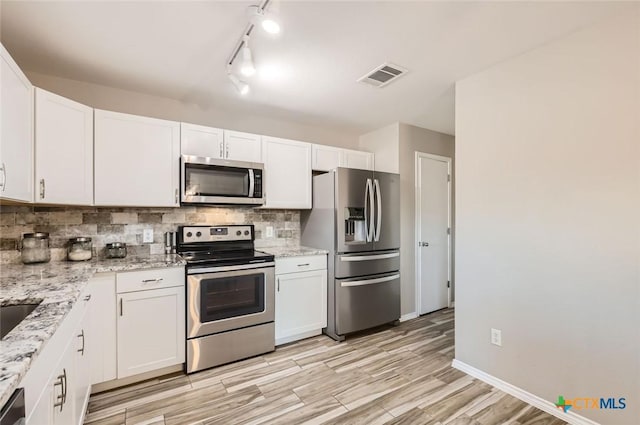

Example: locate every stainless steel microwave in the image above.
[181,155,264,206]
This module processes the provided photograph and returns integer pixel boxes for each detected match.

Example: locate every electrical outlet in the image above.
[143,228,154,243]
[266,226,274,238]
[491,328,502,346]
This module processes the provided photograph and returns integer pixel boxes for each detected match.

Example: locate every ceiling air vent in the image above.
[357,63,408,88]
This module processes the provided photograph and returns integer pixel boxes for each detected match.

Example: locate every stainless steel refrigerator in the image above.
[301,167,400,341]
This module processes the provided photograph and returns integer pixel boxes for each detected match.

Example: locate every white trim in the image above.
[452,359,601,425]
[400,312,419,322]
[415,152,453,316]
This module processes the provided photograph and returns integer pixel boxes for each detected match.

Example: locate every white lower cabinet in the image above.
[87,274,117,385]
[26,289,89,425]
[116,268,185,379]
[275,255,328,345]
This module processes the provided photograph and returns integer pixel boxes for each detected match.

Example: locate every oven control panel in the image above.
[181,225,253,243]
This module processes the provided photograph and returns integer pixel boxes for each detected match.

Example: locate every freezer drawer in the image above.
[335,271,400,335]
[335,250,400,278]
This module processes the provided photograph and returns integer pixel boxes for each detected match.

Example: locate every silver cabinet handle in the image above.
[219,143,224,158]
[0,162,6,192]
[297,263,310,267]
[141,278,164,283]
[374,179,382,242]
[419,242,429,247]
[225,143,229,158]
[277,277,280,292]
[340,252,399,262]
[175,188,179,204]
[53,372,64,412]
[77,329,85,355]
[84,294,92,301]
[120,298,123,316]
[341,273,400,288]
[40,178,45,199]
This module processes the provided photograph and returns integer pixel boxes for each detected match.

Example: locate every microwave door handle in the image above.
[248,169,255,197]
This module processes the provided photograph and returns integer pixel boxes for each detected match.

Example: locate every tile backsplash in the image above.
[0,205,300,264]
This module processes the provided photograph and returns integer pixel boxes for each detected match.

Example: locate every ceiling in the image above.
[0,1,632,136]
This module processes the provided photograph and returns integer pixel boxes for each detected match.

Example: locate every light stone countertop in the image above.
[0,254,185,407]
[259,245,328,258]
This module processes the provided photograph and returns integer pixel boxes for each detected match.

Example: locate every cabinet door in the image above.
[261,137,312,209]
[312,144,341,172]
[223,130,262,162]
[180,122,224,158]
[275,269,327,344]
[35,88,93,205]
[88,274,117,385]
[28,385,52,425]
[95,110,180,207]
[341,149,374,171]
[52,336,77,425]
[74,307,91,424]
[0,43,33,202]
[117,286,185,378]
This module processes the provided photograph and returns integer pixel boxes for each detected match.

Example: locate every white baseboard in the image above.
[400,312,419,322]
[452,359,601,425]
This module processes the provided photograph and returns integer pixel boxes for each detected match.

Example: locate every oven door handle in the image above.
[187,261,275,275]
[248,168,255,197]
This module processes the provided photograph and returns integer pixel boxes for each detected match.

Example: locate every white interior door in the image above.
[417,153,451,315]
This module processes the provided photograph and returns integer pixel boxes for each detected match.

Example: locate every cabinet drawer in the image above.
[116,267,184,293]
[275,255,326,275]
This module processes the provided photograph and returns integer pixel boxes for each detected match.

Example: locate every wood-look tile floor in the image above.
[84,309,566,425]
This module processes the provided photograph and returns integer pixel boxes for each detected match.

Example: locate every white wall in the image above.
[25,71,360,149]
[455,8,639,425]
[359,122,400,173]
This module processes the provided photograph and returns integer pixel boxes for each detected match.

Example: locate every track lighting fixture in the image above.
[247,5,281,35]
[239,36,256,77]
[226,1,282,95]
[228,72,250,95]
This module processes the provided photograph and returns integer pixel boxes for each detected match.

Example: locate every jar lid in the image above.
[106,242,126,249]
[23,232,49,239]
[69,237,92,243]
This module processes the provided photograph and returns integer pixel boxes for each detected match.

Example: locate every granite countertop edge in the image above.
[0,254,185,407]
[259,245,329,258]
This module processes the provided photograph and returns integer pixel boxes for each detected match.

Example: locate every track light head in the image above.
[228,73,250,95]
[248,5,281,35]
[239,37,256,77]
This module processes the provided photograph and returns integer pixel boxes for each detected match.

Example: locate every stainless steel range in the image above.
[177,225,275,373]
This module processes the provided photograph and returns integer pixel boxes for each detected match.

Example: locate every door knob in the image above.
[419,242,429,247]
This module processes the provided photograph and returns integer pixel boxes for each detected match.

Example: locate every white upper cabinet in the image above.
[312,144,342,172]
[180,124,261,163]
[35,88,93,205]
[180,122,224,159]
[312,144,374,172]
[95,110,180,207]
[224,130,261,162]
[0,43,33,203]
[262,136,312,209]
[341,149,374,171]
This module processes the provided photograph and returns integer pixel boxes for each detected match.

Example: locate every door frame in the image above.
[415,151,452,315]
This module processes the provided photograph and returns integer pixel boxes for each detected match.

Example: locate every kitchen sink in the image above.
[1,303,40,339]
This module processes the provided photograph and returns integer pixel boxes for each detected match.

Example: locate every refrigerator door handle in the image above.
[341,273,400,287]
[340,252,399,262]
[365,178,374,242]
[373,179,382,242]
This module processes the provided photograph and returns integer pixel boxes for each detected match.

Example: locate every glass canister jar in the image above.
[67,237,93,261]
[20,233,51,264]
[105,242,127,259]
